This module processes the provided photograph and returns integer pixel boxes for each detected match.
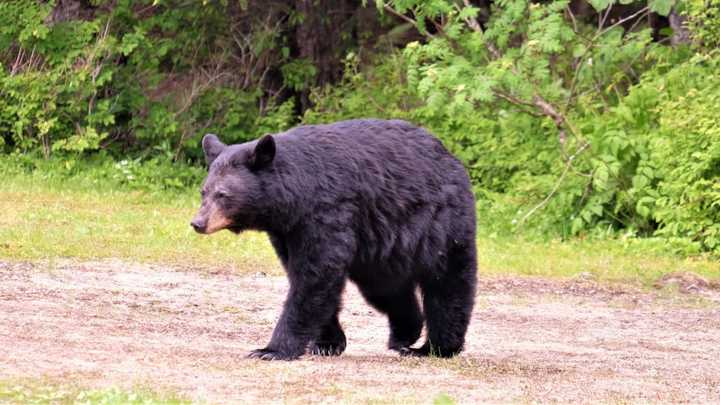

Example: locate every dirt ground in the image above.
[1,259,719,404]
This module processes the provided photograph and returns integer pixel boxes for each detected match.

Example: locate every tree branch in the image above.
[383,5,435,39]
[533,95,564,127]
[566,5,578,33]
[518,142,590,225]
[493,90,545,117]
[599,3,613,32]
[461,0,501,59]
[594,6,649,40]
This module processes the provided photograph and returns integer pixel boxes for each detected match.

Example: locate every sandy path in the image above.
[1,259,719,403]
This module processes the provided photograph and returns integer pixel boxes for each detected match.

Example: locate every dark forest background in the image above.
[2,0,720,255]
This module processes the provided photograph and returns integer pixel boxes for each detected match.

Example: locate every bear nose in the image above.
[190,219,206,233]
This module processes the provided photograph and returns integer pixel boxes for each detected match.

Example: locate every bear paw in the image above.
[389,337,420,353]
[397,346,429,357]
[309,340,346,356]
[398,344,461,358]
[247,348,301,361]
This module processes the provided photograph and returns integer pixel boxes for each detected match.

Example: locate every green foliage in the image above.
[684,0,720,49]
[0,380,189,404]
[281,58,318,91]
[648,0,675,16]
[304,52,416,123]
[433,393,457,405]
[369,1,657,235]
[0,0,296,161]
[646,54,720,253]
[0,1,53,48]
[4,0,720,257]
[2,151,205,194]
[306,0,720,255]
[0,0,107,156]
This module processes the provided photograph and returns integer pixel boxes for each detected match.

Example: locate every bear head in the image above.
[190,133,276,234]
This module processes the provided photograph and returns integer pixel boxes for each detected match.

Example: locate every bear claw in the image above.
[398,345,461,358]
[247,348,301,361]
[310,342,345,356]
[398,346,428,357]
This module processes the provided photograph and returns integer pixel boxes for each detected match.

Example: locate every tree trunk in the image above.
[669,9,691,46]
[47,0,95,24]
[294,0,357,110]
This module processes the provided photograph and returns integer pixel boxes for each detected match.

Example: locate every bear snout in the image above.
[191,204,232,234]
[190,218,207,234]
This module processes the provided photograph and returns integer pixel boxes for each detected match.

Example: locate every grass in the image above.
[0,379,188,404]
[478,237,720,286]
[1,160,718,286]
[0,169,280,275]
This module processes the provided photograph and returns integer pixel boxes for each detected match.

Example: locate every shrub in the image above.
[307,0,720,255]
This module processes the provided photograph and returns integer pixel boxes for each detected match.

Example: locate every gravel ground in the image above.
[1,259,719,403]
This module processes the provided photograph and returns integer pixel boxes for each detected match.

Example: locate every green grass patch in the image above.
[1,158,718,285]
[478,237,720,286]
[0,162,280,274]
[0,379,189,404]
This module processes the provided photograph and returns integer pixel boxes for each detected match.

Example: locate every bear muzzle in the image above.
[190,217,207,234]
[191,205,232,234]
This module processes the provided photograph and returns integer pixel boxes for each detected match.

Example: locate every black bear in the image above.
[191,119,477,360]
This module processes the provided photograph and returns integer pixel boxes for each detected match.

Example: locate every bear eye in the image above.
[200,190,207,198]
[215,191,228,199]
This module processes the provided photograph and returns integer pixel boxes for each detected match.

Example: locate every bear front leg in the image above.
[247,249,349,361]
[248,224,355,361]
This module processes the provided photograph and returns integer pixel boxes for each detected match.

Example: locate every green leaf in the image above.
[573,43,586,58]
[636,196,655,218]
[637,204,650,218]
[659,27,674,37]
[589,203,603,216]
[120,31,145,56]
[571,217,585,234]
[588,0,613,12]
[457,5,479,20]
[632,175,649,190]
[649,0,674,16]
[593,165,610,191]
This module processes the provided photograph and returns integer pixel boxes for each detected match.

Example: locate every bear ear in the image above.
[202,134,226,166]
[247,134,275,171]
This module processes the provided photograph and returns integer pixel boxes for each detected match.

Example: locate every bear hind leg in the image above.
[405,243,477,358]
[309,311,346,356]
[361,284,424,352]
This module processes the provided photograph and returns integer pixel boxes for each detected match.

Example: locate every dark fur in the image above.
[194,119,477,360]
